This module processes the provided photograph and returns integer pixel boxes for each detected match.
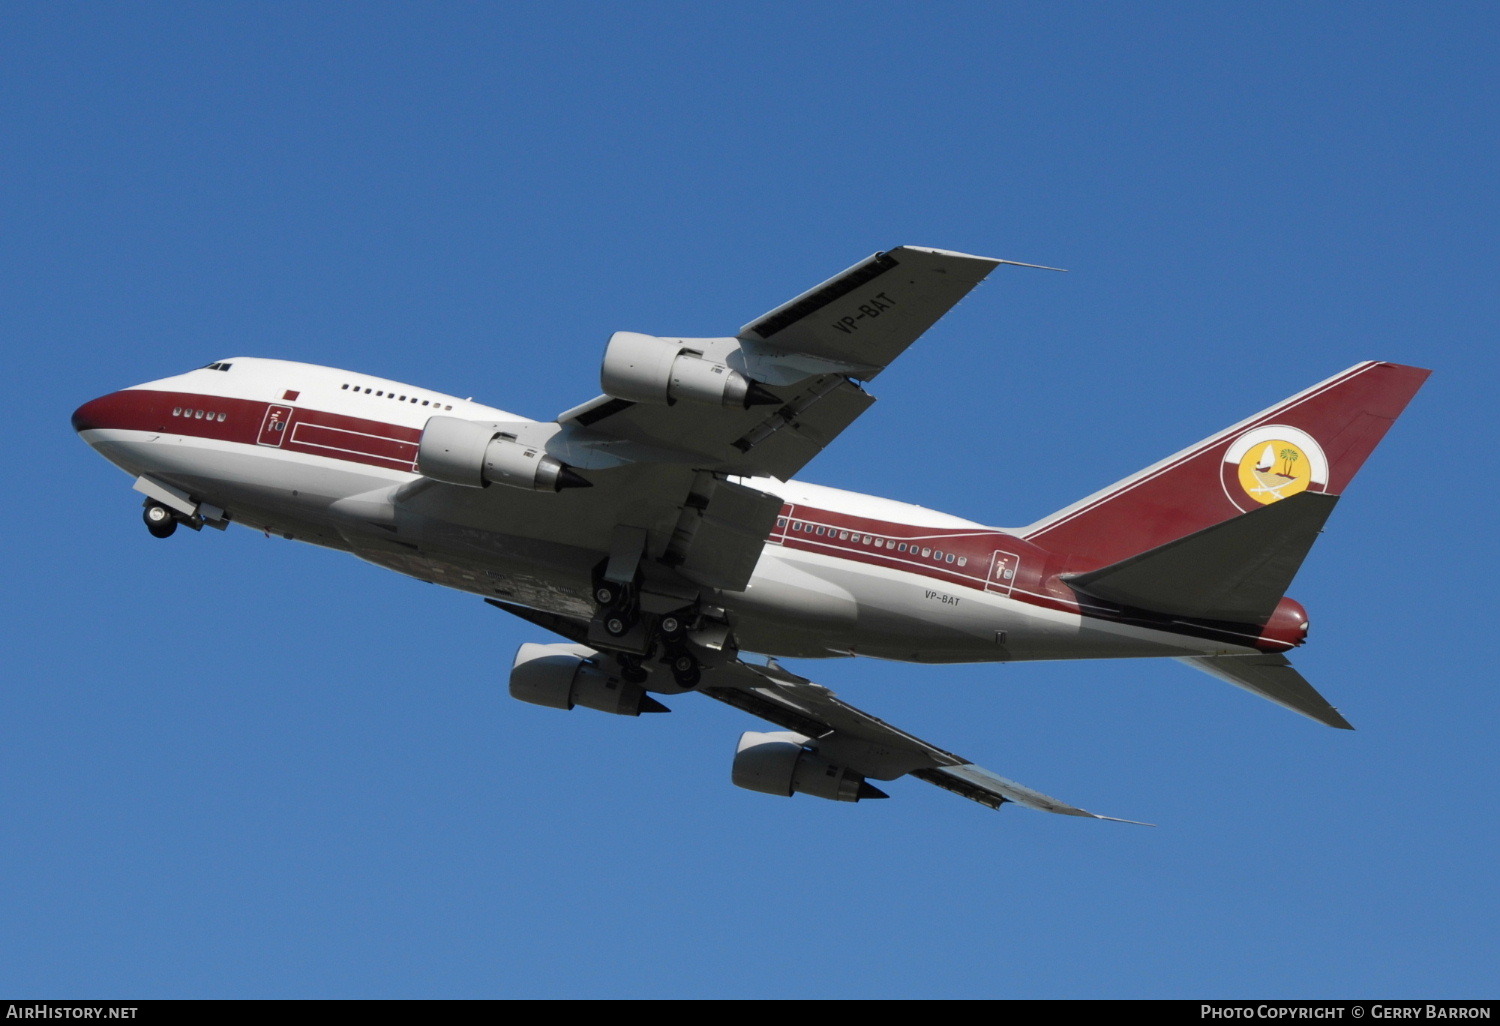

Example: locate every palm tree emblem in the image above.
[1279,447,1300,477]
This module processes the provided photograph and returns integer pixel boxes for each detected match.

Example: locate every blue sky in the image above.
[3,3,1496,998]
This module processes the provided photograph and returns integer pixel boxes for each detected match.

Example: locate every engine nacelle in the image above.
[417,417,587,491]
[731,731,885,803]
[509,643,662,716]
[600,332,774,408]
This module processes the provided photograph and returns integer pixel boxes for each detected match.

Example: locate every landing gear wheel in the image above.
[658,612,688,640]
[603,605,637,638]
[594,582,623,607]
[667,649,701,690]
[143,503,177,539]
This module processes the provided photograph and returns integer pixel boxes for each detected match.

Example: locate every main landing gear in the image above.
[663,645,701,689]
[589,570,706,690]
[594,579,639,640]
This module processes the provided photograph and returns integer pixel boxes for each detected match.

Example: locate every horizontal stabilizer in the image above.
[1063,491,1338,622]
[1177,653,1352,729]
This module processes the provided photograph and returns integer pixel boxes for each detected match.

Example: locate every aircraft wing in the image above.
[703,657,1151,822]
[554,246,1007,482]
[485,599,1148,822]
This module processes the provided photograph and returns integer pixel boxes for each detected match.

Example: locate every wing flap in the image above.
[912,765,1154,823]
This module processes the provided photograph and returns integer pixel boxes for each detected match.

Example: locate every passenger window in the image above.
[922,547,932,558]
[958,557,968,567]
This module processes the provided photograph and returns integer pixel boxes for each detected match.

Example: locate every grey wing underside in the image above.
[486,599,1150,823]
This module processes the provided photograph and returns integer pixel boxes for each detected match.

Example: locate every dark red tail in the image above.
[1021,361,1430,571]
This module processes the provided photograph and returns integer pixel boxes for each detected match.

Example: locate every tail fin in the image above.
[1021,361,1430,571]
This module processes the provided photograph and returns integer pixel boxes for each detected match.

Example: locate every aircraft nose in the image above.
[72,394,110,434]
[72,390,135,435]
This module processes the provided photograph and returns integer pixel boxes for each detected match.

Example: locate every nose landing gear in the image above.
[143,502,178,539]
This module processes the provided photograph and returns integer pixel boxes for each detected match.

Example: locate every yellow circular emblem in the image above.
[1237,440,1313,504]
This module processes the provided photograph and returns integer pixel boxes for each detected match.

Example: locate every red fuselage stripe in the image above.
[88,388,1290,652]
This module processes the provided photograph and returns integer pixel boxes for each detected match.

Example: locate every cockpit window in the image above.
[203,362,234,372]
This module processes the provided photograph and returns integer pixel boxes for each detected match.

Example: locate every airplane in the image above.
[71,246,1430,823]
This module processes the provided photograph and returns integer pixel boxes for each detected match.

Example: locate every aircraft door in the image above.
[985,550,1021,597]
[257,404,294,447]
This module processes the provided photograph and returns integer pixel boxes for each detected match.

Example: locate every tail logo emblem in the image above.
[1221,425,1329,512]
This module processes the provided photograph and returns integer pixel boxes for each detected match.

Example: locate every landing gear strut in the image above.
[143,503,177,539]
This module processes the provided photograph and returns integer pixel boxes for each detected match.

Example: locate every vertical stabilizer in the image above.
[1021,361,1429,571]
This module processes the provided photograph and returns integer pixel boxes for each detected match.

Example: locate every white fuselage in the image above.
[76,358,1262,665]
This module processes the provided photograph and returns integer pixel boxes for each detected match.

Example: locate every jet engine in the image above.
[600,332,777,408]
[417,417,588,491]
[731,731,887,803]
[509,643,666,716]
